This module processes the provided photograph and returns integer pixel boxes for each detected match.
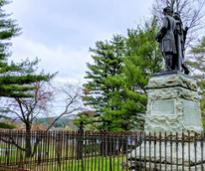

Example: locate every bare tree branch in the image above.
[0,137,26,152]
[31,84,83,156]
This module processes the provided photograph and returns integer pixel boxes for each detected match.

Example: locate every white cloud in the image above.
[9,36,88,116]
[10,36,92,84]
[53,77,81,86]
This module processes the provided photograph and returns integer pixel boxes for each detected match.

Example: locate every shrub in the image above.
[0,122,16,129]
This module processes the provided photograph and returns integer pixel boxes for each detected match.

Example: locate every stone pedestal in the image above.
[145,72,203,133]
[128,141,205,171]
[128,72,204,171]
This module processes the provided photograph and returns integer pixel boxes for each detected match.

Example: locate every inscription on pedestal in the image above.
[183,100,201,126]
[151,100,175,115]
[145,74,203,133]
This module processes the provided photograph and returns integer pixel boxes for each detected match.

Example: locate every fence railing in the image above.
[0,130,204,171]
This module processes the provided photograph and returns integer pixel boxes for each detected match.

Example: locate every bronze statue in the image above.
[156,7,177,71]
[173,12,189,74]
[156,7,189,74]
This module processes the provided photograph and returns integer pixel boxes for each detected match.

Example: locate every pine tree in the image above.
[82,21,163,132]
[121,22,162,130]
[83,35,125,113]
[83,35,126,131]
[101,22,163,131]
[98,36,127,131]
[0,0,50,98]
[74,111,99,130]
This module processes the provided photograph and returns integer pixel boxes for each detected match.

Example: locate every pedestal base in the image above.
[128,162,205,171]
[128,141,205,171]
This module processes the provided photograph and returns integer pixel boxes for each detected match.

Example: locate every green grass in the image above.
[0,142,127,171]
[33,156,127,171]
[0,142,76,164]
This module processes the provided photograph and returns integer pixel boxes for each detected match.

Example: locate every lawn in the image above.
[17,156,127,171]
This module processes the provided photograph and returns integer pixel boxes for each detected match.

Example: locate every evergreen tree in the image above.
[82,21,163,132]
[74,111,99,130]
[83,35,126,125]
[101,22,163,131]
[122,22,162,129]
[0,0,50,98]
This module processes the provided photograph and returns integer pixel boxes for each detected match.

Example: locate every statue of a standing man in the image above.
[173,12,190,74]
[156,7,177,71]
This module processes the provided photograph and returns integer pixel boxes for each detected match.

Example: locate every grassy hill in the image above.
[35,116,74,128]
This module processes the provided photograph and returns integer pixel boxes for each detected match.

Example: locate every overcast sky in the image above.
[5,0,154,85]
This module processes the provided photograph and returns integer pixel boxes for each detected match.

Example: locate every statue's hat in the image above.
[173,12,180,19]
[163,6,173,13]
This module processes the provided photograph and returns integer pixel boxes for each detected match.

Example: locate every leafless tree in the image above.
[0,82,83,157]
[46,84,83,131]
[153,0,205,46]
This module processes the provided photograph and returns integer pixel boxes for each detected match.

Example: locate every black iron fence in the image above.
[0,130,204,171]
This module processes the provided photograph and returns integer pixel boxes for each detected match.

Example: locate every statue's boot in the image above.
[182,64,190,75]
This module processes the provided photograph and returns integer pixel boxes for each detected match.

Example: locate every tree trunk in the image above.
[25,124,32,158]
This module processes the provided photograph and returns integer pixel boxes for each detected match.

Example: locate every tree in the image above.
[82,21,163,132]
[0,60,54,129]
[124,22,162,129]
[0,59,53,157]
[74,111,98,130]
[153,0,205,46]
[0,0,49,98]
[83,35,126,130]
[0,0,53,157]
[0,80,82,157]
[101,21,163,131]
